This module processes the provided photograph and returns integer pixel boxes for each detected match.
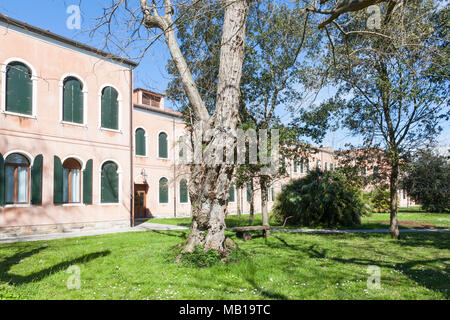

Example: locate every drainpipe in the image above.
[129,68,134,227]
[173,116,177,217]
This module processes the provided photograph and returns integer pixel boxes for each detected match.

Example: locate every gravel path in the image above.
[0,223,448,244]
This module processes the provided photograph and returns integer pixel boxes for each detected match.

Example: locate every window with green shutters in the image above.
[5,153,30,204]
[159,177,169,203]
[158,132,168,159]
[6,62,33,115]
[101,86,119,130]
[135,128,146,156]
[101,161,119,203]
[63,77,84,124]
[293,158,298,173]
[271,187,275,202]
[229,184,235,202]
[300,159,304,173]
[179,179,188,203]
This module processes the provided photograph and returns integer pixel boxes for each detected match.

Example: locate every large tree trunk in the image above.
[180,0,250,255]
[389,156,400,239]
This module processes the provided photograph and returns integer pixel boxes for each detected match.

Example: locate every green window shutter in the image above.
[135,129,146,156]
[6,62,32,115]
[271,187,275,202]
[53,156,63,204]
[31,154,43,205]
[229,184,235,202]
[158,133,168,158]
[83,159,93,204]
[63,77,83,124]
[0,153,4,206]
[179,179,188,203]
[101,87,119,130]
[101,162,118,203]
[300,159,304,173]
[294,158,298,172]
[159,178,168,203]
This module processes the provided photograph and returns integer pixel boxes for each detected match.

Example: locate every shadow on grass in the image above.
[149,230,187,239]
[331,256,449,299]
[267,233,449,298]
[0,247,111,286]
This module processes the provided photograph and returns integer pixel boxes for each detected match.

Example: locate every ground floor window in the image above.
[101,161,119,203]
[63,158,81,203]
[5,153,30,204]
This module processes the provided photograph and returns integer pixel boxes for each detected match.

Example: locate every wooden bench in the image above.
[231,226,271,241]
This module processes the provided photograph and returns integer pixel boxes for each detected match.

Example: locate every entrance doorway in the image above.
[134,183,149,218]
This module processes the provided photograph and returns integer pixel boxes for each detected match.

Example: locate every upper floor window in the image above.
[158,132,168,159]
[135,128,147,156]
[101,86,119,130]
[5,62,33,116]
[62,76,84,124]
[5,153,30,204]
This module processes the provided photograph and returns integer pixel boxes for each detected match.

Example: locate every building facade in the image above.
[0,15,136,235]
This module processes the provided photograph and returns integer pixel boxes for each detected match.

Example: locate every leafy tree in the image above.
[302,0,449,238]
[272,169,369,228]
[401,148,450,212]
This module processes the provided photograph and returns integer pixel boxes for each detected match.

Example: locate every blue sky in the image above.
[0,0,448,152]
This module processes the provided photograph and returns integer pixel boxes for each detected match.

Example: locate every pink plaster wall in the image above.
[0,23,133,227]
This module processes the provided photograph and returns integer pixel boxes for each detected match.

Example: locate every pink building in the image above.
[0,15,136,235]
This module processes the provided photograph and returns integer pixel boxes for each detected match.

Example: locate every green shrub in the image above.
[368,184,391,213]
[272,170,370,228]
[179,245,223,268]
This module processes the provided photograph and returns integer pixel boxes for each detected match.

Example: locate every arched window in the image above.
[63,77,84,124]
[62,158,82,203]
[179,179,188,203]
[5,153,30,204]
[159,177,168,203]
[135,128,146,156]
[229,184,235,202]
[101,86,119,130]
[293,158,298,173]
[158,132,168,159]
[5,62,32,115]
[101,161,119,203]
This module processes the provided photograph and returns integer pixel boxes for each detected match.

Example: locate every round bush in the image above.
[272,170,370,228]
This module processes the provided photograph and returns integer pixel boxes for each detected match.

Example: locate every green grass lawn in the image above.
[0,229,448,299]
[147,206,450,230]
